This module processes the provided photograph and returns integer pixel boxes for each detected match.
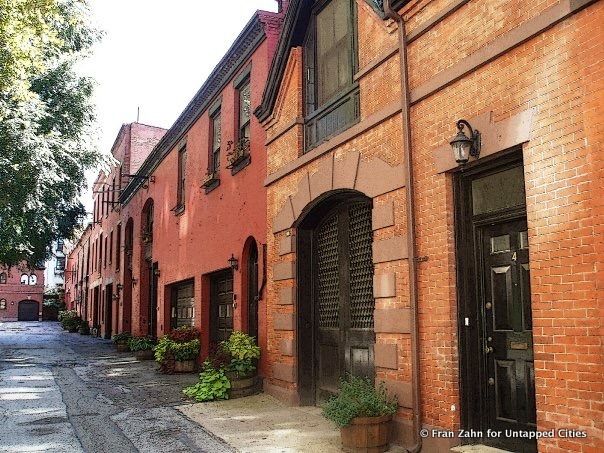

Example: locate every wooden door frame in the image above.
[454,149,528,440]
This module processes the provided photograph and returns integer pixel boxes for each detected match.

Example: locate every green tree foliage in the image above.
[0,0,105,266]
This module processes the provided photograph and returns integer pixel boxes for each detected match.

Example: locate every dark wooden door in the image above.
[314,200,374,403]
[18,301,39,321]
[104,284,113,339]
[248,244,259,342]
[211,270,234,344]
[480,219,536,452]
[172,281,195,328]
[149,262,158,337]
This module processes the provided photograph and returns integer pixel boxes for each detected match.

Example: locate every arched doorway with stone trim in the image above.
[269,151,408,407]
[297,190,375,405]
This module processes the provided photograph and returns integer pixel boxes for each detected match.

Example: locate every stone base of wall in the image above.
[263,380,300,406]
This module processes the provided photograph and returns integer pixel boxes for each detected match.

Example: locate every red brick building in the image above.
[0,264,45,321]
[65,122,166,337]
[255,0,603,452]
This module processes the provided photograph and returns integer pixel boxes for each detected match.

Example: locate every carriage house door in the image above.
[210,270,234,345]
[311,197,374,404]
[457,155,537,453]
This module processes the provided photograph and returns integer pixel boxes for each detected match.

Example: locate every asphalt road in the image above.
[0,322,234,453]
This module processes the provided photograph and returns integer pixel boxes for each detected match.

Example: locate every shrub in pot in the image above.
[220,331,261,398]
[60,310,81,332]
[112,332,132,352]
[78,320,91,335]
[154,326,200,373]
[323,376,397,453]
[128,336,156,360]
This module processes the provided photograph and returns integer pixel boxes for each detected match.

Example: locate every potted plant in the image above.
[78,320,91,335]
[112,332,132,352]
[154,326,200,373]
[128,336,155,360]
[60,310,81,333]
[323,376,397,453]
[220,331,261,398]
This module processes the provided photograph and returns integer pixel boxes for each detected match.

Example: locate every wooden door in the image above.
[211,270,234,344]
[104,284,113,339]
[149,262,158,336]
[480,219,536,452]
[172,281,194,328]
[314,200,374,403]
[18,301,39,321]
[248,244,259,342]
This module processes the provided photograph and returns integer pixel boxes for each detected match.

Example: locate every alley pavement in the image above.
[0,322,234,453]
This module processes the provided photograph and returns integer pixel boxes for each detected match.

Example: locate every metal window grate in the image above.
[316,213,341,328]
[348,203,374,329]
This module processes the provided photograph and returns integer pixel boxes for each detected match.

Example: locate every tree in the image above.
[0,0,106,267]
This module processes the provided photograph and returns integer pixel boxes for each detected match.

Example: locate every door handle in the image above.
[484,346,493,354]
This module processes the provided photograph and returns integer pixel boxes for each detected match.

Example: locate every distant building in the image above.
[0,263,45,321]
[44,239,66,292]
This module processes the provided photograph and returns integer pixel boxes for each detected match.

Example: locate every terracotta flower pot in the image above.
[134,349,155,360]
[340,415,392,453]
[173,360,196,373]
[116,342,129,352]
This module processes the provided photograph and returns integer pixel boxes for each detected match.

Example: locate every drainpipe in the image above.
[383,1,422,452]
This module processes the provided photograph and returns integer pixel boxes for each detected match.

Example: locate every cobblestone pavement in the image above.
[0,321,234,453]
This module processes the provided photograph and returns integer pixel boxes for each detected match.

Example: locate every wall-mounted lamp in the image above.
[228,254,239,271]
[153,268,160,277]
[116,283,123,292]
[450,119,481,166]
[112,293,119,301]
[131,278,138,286]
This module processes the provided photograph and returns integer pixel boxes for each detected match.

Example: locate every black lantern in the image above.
[228,254,239,271]
[450,119,481,165]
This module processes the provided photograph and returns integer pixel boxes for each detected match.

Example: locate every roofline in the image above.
[119,11,273,205]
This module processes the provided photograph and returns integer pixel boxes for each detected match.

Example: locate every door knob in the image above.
[488,378,495,386]
[485,302,492,309]
[484,346,493,354]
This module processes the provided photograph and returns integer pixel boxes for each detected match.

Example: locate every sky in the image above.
[77,0,278,212]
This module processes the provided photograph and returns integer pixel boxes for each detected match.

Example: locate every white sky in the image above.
[78,0,278,212]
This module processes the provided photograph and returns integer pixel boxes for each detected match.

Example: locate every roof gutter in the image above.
[383,1,422,452]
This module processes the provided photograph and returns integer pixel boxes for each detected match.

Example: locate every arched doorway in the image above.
[18,300,39,321]
[123,218,134,333]
[245,239,259,342]
[296,191,375,405]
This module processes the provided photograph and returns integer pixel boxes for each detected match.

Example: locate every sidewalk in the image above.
[178,393,407,453]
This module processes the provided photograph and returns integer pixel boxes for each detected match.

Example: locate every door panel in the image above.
[313,199,374,404]
[211,271,234,344]
[173,281,194,328]
[248,244,259,341]
[481,219,536,452]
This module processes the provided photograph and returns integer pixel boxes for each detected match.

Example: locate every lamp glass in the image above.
[450,132,472,164]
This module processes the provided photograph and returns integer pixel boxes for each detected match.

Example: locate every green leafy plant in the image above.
[154,335,200,363]
[323,376,398,428]
[221,331,260,377]
[59,309,81,331]
[112,332,132,344]
[183,362,231,402]
[128,336,155,352]
[78,320,90,335]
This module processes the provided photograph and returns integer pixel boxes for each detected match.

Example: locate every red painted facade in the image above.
[65,6,285,377]
[0,264,45,321]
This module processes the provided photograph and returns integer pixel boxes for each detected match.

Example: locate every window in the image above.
[0,299,6,310]
[116,224,121,270]
[304,0,358,149]
[109,231,113,265]
[111,177,116,206]
[56,239,64,253]
[316,0,354,105]
[104,235,108,268]
[237,79,251,141]
[56,257,66,271]
[210,111,221,174]
[0,272,6,284]
[20,274,28,285]
[28,274,37,285]
[177,146,187,209]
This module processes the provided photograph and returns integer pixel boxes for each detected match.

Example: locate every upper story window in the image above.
[176,145,187,210]
[56,257,66,271]
[20,274,28,285]
[211,111,221,174]
[28,274,37,285]
[0,299,6,310]
[304,0,359,150]
[56,238,64,253]
[238,79,251,141]
[0,272,6,284]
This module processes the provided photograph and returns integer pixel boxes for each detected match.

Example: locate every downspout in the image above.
[383,1,422,452]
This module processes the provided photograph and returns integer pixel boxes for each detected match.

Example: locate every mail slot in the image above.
[510,341,529,350]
